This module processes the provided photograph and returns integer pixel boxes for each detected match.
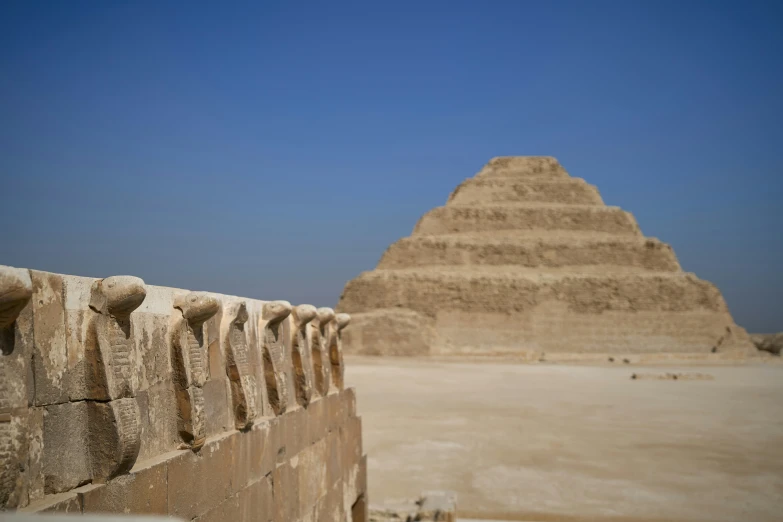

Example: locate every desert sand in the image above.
[347,357,783,522]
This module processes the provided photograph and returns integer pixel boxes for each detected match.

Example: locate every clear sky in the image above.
[1,1,781,332]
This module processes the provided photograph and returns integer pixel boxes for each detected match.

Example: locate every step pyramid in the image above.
[336,157,754,359]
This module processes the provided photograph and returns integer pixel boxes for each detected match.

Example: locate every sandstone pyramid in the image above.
[336,156,754,359]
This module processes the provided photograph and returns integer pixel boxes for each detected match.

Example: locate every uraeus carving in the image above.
[313,307,335,397]
[224,301,258,430]
[85,275,147,482]
[171,292,219,450]
[291,304,316,408]
[261,301,291,416]
[0,266,33,509]
[329,313,351,391]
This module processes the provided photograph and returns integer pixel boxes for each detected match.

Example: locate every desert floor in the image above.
[345,357,783,522]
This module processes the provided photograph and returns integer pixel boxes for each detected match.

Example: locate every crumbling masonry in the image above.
[337,156,754,359]
[0,265,366,521]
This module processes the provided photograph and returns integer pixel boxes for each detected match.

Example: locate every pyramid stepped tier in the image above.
[336,156,754,359]
[338,270,750,356]
[475,156,571,180]
[413,204,641,236]
[377,235,681,272]
[447,177,604,206]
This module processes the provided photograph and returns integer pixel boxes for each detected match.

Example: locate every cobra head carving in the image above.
[89,275,146,317]
[174,292,219,324]
[0,266,32,330]
[262,300,292,323]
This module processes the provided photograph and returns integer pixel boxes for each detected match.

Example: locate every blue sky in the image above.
[1,1,781,332]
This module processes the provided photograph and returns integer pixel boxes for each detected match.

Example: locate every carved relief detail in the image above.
[86,276,146,482]
[291,305,316,408]
[329,313,351,391]
[313,307,335,397]
[171,292,219,450]
[261,301,291,416]
[225,301,258,430]
[0,266,33,511]
[0,265,33,509]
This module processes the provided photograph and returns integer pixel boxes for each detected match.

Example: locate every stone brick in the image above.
[30,271,68,406]
[272,460,299,522]
[315,480,344,522]
[136,381,180,462]
[237,475,273,521]
[342,387,357,420]
[306,395,327,446]
[167,434,235,520]
[326,430,343,489]
[81,460,167,515]
[203,377,231,438]
[297,438,328,511]
[33,491,82,513]
[281,406,306,458]
[230,420,276,495]
[42,401,91,494]
[194,493,239,522]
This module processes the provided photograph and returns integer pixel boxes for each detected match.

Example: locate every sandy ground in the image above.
[345,357,783,522]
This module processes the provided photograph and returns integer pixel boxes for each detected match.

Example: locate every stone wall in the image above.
[0,265,367,521]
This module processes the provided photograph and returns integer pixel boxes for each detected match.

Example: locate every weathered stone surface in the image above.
[81,460,167,515]
[261,300,291,416]
[42,402,91,494]
[223,301,258,429]
[87,399,142,483]
[329,313,350,391]
[337,156,754,358]
[0,266,33,509]
[170,292,219,450]
[413,204,641,237]
[448,176,603,206]
[752,333,783,355]
[312,307,335,398]
[167,434,235,520]
[291,304,317,408]
[30,270,68,406]
[2,269,366,521]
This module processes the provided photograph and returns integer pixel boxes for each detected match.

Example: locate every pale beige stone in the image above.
[337,156,755,358]
[170,292,219,450]
[223,300,259,429]
[0,265,33,509]
[291,304,317,408]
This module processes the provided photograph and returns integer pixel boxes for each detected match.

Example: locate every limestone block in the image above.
[281,407,307,459]
[42,401,91,494]
[476,155,570,179]
[136,381,181,462]
[202,378,231,438]
[260,300,291,416]
[238,475,273,522]
[170,292,219,450]
[291,304,317,408]
[223,301,258,430]
[30,270,68,406]
[81,459,168,515]
[337,309,432,357]
[272,460,299,522]
[412,204,641,237]
[447,176,603,206]
[167,433,235,520]
[0,265,33,509]
[297,438,328,511]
